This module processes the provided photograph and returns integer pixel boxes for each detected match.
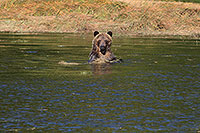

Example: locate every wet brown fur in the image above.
[89,31,116,63]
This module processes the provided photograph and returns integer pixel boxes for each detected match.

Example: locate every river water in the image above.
[0,33,200,132]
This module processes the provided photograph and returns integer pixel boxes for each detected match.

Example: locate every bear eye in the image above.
[97,40,101,46]
[105,40,109,44]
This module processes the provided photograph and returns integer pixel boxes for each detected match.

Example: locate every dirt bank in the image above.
[0,0,200,37]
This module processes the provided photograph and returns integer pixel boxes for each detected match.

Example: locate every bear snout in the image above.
[100,45,106,55]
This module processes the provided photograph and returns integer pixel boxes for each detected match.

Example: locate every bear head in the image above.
[92,31,112,55]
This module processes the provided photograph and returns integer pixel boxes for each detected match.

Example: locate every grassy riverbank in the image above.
[0,0,200,37]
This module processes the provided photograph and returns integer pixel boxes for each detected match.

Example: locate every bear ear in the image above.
[107,31,112,37]
[94,31,99,37]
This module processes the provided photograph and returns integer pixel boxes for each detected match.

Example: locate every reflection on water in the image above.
[91,63,112,75]
[0,33,200,132]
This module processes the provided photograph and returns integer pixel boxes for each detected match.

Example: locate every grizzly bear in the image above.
[89,31,121,64]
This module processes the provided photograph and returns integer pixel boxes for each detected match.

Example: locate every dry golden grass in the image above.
[0,0,200,36]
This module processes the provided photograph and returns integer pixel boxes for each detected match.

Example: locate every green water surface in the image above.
[0,33,200,132]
